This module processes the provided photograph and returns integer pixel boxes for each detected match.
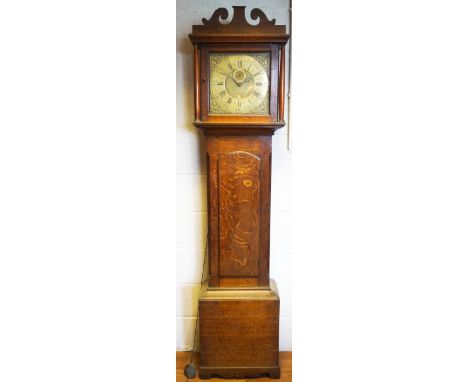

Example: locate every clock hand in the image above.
[238,76,252,90]
[227,72,243,87]
[234,77,244,87]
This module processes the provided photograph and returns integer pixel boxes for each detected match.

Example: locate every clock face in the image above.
[209,52,270,115]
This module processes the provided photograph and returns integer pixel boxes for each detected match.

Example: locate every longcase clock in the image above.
[189,6,289,379]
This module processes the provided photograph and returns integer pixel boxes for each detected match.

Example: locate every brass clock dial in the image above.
[209,52,270,115]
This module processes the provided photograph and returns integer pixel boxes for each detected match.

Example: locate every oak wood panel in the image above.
[217,276,270,288]
[190,7,286,36]
[218,151,260,277]
[189,6,289,45]
[194,43,201,121]
[278,44,285,121]
[206,152,219,282]
[206,136,272,287]
[199,298,280,378]
[176,351,292,382]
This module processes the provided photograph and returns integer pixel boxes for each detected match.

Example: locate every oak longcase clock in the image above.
[189,6,289,379]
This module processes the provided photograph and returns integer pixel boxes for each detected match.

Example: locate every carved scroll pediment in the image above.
[191,6,287,37]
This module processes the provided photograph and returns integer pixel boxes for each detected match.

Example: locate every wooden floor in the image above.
[176,352,292,382]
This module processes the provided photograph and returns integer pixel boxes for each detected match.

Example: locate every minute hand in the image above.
[228,72,243,87]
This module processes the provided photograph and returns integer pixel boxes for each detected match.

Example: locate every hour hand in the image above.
[227,72,242,87]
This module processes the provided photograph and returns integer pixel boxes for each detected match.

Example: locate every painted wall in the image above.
[176,0,292,351]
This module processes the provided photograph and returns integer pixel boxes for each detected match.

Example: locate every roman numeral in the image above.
[219,90,226,97]
[238,60,242,68]
[217,82,224,86]
[227,62,233,70]
[218,70,227,76]
[253,91,260,97]
[253,72,261,77]
[238,100,241,107]
[227,98,232,104]
[255,82,262,86]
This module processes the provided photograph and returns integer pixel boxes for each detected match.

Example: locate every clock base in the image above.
[198,279,280,379]
[199,366,280,379]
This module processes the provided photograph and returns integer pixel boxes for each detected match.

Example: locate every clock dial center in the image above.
[226,69,254,99]
[233,69,247,84]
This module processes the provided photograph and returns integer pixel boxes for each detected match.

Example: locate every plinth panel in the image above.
[198,280,280,379]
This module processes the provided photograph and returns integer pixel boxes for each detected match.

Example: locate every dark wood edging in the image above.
[193,121,285,135]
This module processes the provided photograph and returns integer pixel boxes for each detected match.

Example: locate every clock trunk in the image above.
[206,135,272,288]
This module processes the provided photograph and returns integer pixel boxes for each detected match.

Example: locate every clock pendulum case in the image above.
[189,6,289,379]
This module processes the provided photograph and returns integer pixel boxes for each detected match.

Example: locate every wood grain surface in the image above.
[199,300,279,368]
[206,136,272,287]
[197,283,280,379]
[176,351,292,382]
[218,151,260,277]
[189,6,289,43]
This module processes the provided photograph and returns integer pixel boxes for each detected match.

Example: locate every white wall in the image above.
[176,0,292,351]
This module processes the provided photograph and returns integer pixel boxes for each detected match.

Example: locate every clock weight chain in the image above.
[183,232,208,380]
